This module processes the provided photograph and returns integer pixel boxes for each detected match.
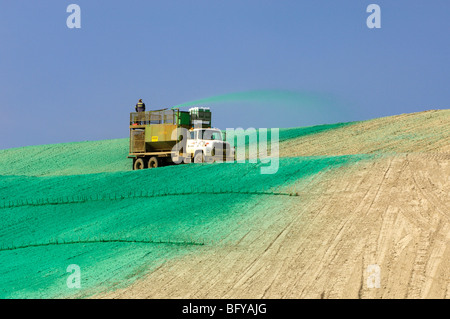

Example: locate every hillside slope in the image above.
[0,109,448,299]
[99,109,450,299]
[0,154,368,298]
[102,153,449,299]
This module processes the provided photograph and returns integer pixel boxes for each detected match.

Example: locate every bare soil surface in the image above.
[280,109,450,156]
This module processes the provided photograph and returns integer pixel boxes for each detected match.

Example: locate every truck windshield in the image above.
[201,130,222,141]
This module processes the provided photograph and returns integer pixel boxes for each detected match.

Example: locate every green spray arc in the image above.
[170,89,356,126]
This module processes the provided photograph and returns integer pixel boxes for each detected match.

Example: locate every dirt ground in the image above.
[280,109,450,156]
[99,110,449,299]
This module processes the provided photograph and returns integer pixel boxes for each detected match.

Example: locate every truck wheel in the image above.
[134,158,145,170]
[193,152,204,163]
[148,156,159,168]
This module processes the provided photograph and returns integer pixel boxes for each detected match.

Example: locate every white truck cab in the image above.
[186,128,235,163]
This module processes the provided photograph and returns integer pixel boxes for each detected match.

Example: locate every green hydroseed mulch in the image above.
[0,138,130,177]
[0,155,370,298]
[0,121,367,298]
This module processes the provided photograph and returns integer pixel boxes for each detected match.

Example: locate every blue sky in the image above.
[0,0,449,149]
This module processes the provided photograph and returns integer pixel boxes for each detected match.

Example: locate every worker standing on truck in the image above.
[134,99,146,125]
[135,99,146,112]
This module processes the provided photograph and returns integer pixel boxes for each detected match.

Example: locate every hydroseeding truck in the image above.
[128,107,235,170]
